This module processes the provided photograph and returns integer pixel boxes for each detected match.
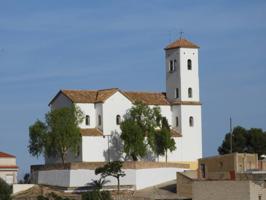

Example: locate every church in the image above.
[32,38,203,189]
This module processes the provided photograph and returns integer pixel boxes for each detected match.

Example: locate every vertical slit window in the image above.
[189,116,194,127]
[188,88,193,98]
[85,115,90,126]
[188,59,192,70]
[116,115,121,125]
[175,88,179,98]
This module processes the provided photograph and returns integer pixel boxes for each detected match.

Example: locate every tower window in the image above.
[175,88,179,98]
[85,115,90,126]
[98,115,102,126]
[169,60,175,72]
[189,116,194,127]
[188,88,193,98]
[187,59,192,70]
[176,117,179,127]
[116,115,121,125]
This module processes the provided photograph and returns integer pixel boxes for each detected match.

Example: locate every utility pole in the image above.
[230,117,233,153]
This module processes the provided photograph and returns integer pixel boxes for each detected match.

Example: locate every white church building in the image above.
[32,38,203,190]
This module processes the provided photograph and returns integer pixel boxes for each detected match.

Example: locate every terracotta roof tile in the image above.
[0,165,18,169]
[0,152,15,158]
[165,38,199,50]
[80,128,103,136]
[50,88,201,106]
[123,91,169,105]
[171,129,182,137]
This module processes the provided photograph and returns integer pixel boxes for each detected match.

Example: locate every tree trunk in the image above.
[165,150,168,163]
[117,177,120,194]
[131,153,138,161]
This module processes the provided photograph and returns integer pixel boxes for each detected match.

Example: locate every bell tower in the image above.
[165,38,200,102]
[164,38,202,162]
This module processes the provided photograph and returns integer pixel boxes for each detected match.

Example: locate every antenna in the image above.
[230,117,233,153]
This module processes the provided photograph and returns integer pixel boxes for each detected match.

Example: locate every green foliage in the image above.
[28,106,84,164]
[82,190,113,200]
[18,173,31,184]
[154,117,176,162]
[218,126,266,158]
[89,178,109,190]
[0,178,11,200]
[120,101,175,161]
[95,161,125,193]
[37,192,72,200]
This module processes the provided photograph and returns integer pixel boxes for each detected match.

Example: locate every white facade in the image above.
[47,38,203,165]
[0,153,18,185]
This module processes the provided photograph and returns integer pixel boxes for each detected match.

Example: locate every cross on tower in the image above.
[179,31,184,39]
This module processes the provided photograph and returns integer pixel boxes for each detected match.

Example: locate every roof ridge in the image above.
[124,90,165,94]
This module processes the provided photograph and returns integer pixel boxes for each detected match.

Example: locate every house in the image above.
[0,152,18,184]
[198,153,259,180]
[32,37,203,190]
[176,153,266,200]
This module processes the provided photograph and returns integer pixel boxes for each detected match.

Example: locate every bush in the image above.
[0,178,11,200]
[37,192,72,200]
[82,190,113,200]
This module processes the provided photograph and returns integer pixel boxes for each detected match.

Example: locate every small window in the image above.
[175,117,179,127]
[189,116,194,127]
[188,88,193,98]
[175,88,179,98]
[116,115,121,125]
[187,59,192,70]
[98,115,102,126]
[85,115,90,126]
[169,60,175,72]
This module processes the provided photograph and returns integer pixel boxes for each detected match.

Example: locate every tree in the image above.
[154,117,176,162]
[19,173,31,184]
[28,106,84,165]
[95,161,125,193]
[218,126,266,158]
[120,101,175,161]
[0,178,11,200]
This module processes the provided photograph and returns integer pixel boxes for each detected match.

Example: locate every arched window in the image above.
[116,115,121,125]
[169,60,175,72]
[98,115,102,126]
[187,59,192,70]
[175,88,179,98]
[189,116,194,127]
[188,88,193,98]
[176,116,179,127]
[85,115,90,126]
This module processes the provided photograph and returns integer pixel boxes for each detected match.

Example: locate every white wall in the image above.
[36,167,185,190]
[180,105,202,161]
[50,93,72,110]
[102,91,132,135]
[82,136,108,162]
[76,103,96,129]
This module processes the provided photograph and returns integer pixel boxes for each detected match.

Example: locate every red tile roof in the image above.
[80,128,103,136]
[0,165,18,169]
[0,152,15,158]
[165,38,199,50]
[49,88,201,106]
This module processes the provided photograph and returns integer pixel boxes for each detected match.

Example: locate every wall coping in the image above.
[31,161,190,171]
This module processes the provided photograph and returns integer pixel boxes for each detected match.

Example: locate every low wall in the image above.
[192,180,263,200]
[13,184,35,194]
[32,162,188,190]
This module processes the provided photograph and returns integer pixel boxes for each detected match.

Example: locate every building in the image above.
[198,153,259,180]
[0,152,18,184]
[176,153,266,200]
[47,38,202,166]
[32,38,203,189]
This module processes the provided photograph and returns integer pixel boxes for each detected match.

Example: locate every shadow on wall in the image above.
[103,131,157,162]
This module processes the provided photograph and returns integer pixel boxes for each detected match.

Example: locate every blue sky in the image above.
[0,1,265,179]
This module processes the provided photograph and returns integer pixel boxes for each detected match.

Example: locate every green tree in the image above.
[154,117,176,162]
[95,161,125,193]
[28,106,84,165]
[218,126,266,158]
[120,101,175,161]
[0,178,11,200]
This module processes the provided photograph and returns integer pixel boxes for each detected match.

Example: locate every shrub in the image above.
[37,192,72,200]
[82,190,113,200]
[0,178,11,200]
